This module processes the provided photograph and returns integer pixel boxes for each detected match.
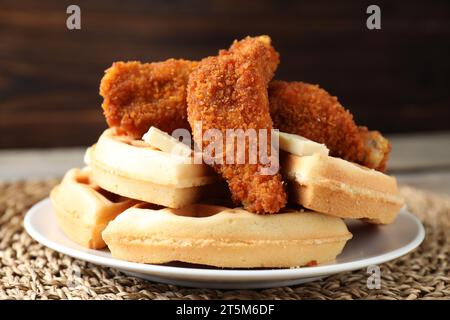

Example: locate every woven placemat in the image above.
[0,179,449,300]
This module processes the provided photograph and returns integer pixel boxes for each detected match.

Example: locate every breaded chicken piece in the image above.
[358,127,391,172]
[268,81,390,172]
[99,53,390,172]
[100,59,197,138]
[187,36,287,214]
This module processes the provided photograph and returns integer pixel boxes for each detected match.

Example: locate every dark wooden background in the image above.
[1,0,449,148]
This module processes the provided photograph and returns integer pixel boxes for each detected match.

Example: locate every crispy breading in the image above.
[99,50,390,172]
[187,36,287,214]
[100,59,197,138]
[268,81,390,171]
[269,81,364,162]
[358,127,391,172]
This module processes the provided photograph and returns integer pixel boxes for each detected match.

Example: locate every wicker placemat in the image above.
[0,179,449,300]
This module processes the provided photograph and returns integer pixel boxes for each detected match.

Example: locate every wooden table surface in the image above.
[1,132,450,196]
[2,1,450,149]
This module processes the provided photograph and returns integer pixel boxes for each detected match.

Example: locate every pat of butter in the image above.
[142,126,192,158]
[84,146,92,165]
[276,131,329,157]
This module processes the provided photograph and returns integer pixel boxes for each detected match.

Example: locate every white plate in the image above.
[24,198,425,289]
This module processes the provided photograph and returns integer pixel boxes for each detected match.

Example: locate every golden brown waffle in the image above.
[103,203,352,268]
[282,153,404,224]
[50,168,137,249]
[86,129,227,208]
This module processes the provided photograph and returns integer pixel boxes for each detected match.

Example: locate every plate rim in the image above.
[24,198,425,282]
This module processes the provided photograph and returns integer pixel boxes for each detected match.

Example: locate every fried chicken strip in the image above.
[99,54,390,172]
[268,81,390,172]
[358,127,391,172]
[100,59,197,138]
[187,36,287,214]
